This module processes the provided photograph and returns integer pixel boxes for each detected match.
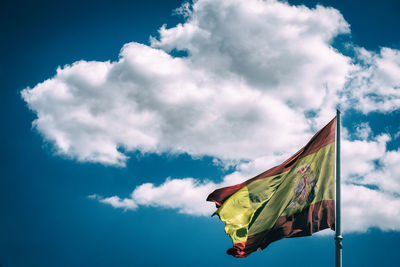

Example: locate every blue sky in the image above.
[1,0,400,266]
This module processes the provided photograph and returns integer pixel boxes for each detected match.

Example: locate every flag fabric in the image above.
[207,117,336,258]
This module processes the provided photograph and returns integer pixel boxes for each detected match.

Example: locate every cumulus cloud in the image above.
[342,47,400,113]
[354,122,372,140]
[340,132,400,232]
[22,0,353,166]
[21,0,400,233]
[342,133,389,181]
[342,184,400,232]
[90,194,138,211]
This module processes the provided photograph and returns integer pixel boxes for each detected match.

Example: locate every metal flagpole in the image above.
[335,109,342,267]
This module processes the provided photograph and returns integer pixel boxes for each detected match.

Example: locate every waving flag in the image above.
[207,117,336,258]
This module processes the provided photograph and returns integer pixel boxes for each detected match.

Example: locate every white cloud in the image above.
[342,47,400,113]
[132,178,217,215]
[22,0,353,166]
[341,134,389,180]
[21,0,400,233]
[341,131,400,196]
[342,184,400,232]
[362,149,400,195]
[89,194,138,211]
[340,133,400,232]
[354,122,372,140]
[92,179,217,216]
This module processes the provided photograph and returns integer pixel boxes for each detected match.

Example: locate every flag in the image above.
[207,117,336,258]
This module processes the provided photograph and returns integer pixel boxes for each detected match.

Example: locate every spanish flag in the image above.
[207,117,336,258]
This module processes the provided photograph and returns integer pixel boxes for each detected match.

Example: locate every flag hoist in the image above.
[207,112,342,266]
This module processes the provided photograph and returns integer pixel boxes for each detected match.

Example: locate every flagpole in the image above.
[335,109,342,267]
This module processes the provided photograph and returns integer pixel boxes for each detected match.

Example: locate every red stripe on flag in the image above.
[227,200,335,258]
